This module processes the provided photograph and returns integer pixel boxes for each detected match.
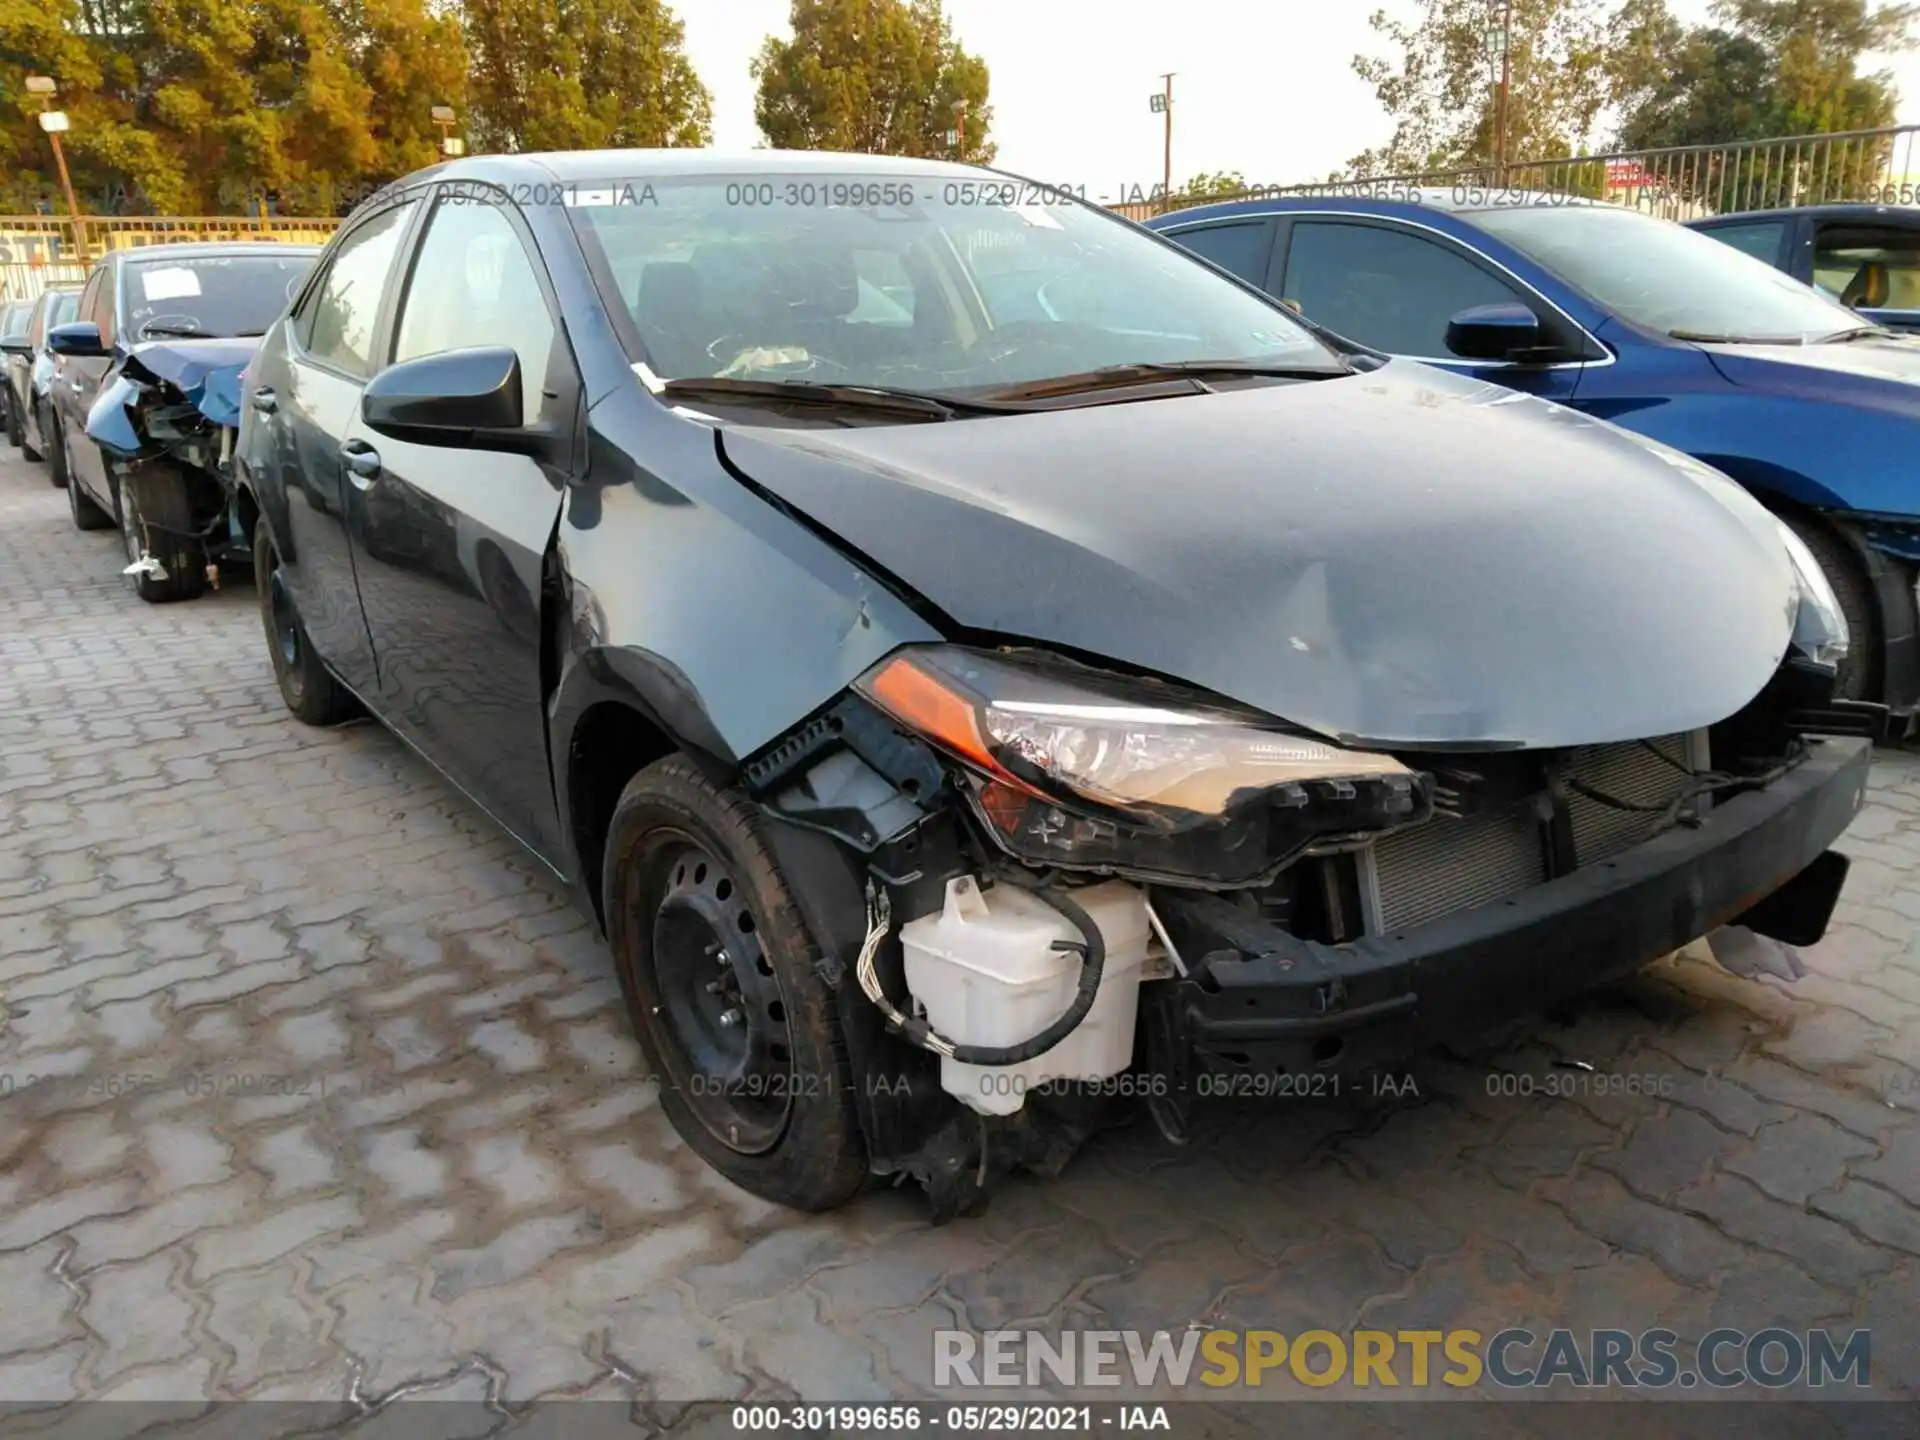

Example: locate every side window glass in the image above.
[92,267,116,341]
[75,271,102,338]
[1167,221,1274,285]
[1811,224,1920,310]
[306,201,418,377]
[393,194,557,420]
[1699,220,1787,269]
[1283,221,1528,355]
[848,248,916,326]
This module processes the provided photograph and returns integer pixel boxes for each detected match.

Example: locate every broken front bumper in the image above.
[1148,736,1872,1081]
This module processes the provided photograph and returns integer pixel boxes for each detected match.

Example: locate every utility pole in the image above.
[25,76,86,266]
[951,98,968,161]
[1489,0,1513,182]
[1150,73,1174,211]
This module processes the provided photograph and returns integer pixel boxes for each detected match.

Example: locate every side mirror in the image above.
[361,347,539,453]
[47,321,109,358]
[1445,302,1543,361]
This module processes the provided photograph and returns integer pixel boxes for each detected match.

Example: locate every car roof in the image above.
[1685,203,1920,225]
[112,241,323,264]
[1148,190,1620,228]
[386,147,1005,191]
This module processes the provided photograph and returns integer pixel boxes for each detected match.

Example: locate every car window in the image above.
[1810,224,1920,310]
[75,269,102,339]
[1697,220,1788,268]
[392,195,556,419]
[122,252,316,341]
[0,302,29,342]
[1474,203,1860,342]
[94,266,117,341]
[1281,220,1528,355]
[306,202,419,377]
[1165,220,1274,285]
[567,174,1337,395]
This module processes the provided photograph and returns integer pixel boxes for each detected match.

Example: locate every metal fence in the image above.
[1119,123,1920,223]
[0,215,342,303]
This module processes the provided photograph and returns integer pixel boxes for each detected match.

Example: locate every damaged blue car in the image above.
[46,242,320,602]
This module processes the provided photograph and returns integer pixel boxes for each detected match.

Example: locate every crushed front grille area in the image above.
[1367,733,1698,934]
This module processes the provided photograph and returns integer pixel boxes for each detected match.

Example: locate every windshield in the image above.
[123,252,317,340]
[1474,204,1863,342]
[566,172,1336,395]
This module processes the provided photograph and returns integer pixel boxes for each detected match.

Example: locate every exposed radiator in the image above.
[1365,732,1701,935]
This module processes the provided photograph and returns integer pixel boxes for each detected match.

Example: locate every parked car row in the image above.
[1144,192,1920,720]
[5,155,1889,1221]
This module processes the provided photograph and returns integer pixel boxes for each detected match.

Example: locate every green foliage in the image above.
[0,0,701,214]
[1347,0,1616,176]
[463,0,710,153]
[1613,0,1915,150]
[752,0,993,161]
[1176,170,1250,199]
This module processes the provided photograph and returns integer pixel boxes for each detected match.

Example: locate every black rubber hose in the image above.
[894,882,1108,1068]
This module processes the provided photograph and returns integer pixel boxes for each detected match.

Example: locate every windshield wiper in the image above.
[656,376,1027,420]
[1668,329,1808,345]
[138,323,208,339]
[978,358,1350,402]
[1814,325,1899,344]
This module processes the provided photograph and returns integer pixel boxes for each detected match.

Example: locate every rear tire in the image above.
[43,404,69,488]
[604,756,868,1212]
[255,516,358,725]
[1783,514,1876,702]
[115,470,208,604]
[66,445,113,531]
[4,396,21,449]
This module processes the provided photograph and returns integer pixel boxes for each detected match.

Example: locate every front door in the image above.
[59,266,115,508]
[1274,217,1589,403]
[250,197,423,697]
[343,186,576,859]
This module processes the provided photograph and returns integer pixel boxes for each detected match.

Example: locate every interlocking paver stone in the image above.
[4,445,1920,1404]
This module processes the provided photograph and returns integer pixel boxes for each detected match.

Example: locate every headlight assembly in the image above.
[1775,520,1850,671]
[855,646,1429,885]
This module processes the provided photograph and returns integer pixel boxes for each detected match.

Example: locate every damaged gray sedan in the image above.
[235,151,1876,1220]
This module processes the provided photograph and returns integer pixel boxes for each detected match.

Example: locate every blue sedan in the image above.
[1147,193,1920,716]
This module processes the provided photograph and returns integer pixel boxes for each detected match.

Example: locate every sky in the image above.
[676,0,1920,199]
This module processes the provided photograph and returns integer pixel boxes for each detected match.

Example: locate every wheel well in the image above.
[233,482,262,547]
[569,701,678,930]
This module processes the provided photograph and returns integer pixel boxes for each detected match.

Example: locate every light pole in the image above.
[25,76,87,266]
[432,105,466,158]
[1485,0,1512,182]
[950,98,968,162]
[1149,74,1174,210]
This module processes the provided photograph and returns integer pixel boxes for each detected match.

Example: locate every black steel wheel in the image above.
[605,755,867,1211]
[254,516,358,725]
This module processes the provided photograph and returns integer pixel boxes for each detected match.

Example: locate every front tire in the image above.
[4,395,21,449]
[604,756,868,1212]
[1784,514,1876,702]
[115,470,208,604]
[254,517,357,725]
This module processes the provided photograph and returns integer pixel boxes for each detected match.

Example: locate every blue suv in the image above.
[1148,193,1920,719]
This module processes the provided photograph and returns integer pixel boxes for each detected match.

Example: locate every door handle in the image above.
[341,442,381,484]
[251,387,277,415]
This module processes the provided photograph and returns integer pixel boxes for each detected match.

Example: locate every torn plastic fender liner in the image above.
[86,337,260,458]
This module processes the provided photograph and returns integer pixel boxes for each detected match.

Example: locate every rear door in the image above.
[1273,215,1593,402]
[62,264,117,507]
[252,197,423,696]
[340,184,578,858]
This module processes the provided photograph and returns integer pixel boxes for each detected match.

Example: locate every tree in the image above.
[1176,170,1250,199]
[1346,0,1616,176]
[1613,0,1915,150]
[752,0,994,161]
[463,0,711,154]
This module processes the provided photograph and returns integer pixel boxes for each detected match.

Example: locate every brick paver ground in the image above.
[2,445,1917,1418]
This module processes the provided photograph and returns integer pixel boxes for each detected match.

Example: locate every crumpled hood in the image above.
[1703,334,1920,416]
[716,361,1798,749]
[88,336,258,457]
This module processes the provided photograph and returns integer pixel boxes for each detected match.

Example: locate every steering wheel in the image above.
[137,314,205,340]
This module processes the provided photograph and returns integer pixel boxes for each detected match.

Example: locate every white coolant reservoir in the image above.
[898,876,1152,1116]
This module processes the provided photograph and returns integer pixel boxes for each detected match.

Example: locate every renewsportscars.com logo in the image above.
[934,1327,1873,1391]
